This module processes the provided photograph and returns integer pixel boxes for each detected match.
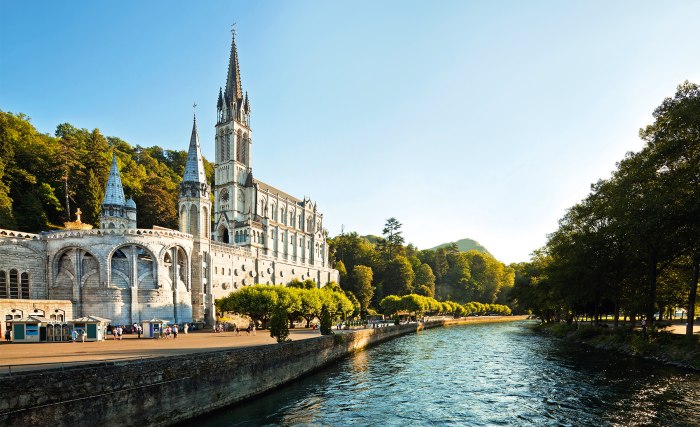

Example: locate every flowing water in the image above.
[197,321,700,426]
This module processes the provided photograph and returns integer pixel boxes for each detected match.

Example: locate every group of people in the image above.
[159,324,179,339]
[71,328,87,342]
[214,322,256,336]
[105,324,126,340]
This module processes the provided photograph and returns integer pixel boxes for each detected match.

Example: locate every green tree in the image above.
[320,307,333,335]
[381,217,405,258]
[269,304,290,343]
[350,265,374,315]
[380,255,414,297]
[414,263,436,297]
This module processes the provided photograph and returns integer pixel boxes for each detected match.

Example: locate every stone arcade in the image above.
[0,30,338,327]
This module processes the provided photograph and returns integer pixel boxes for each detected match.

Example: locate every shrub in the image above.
[572,326,601,341]
[320,308,333,335]
[269,305,290,343]
[630,333,652,355]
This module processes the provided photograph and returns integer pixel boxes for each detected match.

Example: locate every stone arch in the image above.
[161,244,189,291]
[51,246,101,295]
[108,243,159,289]
[219,225,230,244]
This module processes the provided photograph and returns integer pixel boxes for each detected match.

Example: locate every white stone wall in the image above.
[0,225,337,326]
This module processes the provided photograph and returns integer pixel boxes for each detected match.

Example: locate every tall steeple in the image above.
[103,153,126,206]
[100,153,136,229]
[179,105,211,238]
[182,112,207,184]
[226,27,243,104]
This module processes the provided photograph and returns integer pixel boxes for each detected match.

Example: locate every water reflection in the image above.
[195,322,700,427]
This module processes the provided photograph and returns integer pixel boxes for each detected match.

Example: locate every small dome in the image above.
[125,198,136,209]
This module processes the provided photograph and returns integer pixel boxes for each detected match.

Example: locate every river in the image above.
[196,321,700,426]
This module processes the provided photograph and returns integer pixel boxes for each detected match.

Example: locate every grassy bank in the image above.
[536,322,700,371]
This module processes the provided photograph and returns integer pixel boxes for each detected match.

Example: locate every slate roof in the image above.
[102,153,127,206]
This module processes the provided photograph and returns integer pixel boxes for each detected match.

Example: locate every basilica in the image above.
[0,30,338,327]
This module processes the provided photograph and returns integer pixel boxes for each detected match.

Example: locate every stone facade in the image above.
[0,29,338,329]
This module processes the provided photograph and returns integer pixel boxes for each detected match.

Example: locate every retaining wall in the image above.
[0,317,520,426]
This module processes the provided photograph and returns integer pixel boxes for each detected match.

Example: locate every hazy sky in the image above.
[1,1,699,263]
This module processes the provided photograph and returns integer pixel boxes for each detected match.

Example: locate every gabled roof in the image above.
[70,316,112,323]
[254,179,301,204]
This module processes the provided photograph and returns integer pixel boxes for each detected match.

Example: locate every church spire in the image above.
[225,26,243,103]
[183,110,207,184]
[102,153,126,206]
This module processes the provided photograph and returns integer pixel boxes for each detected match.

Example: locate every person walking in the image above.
[137,325,142,339]
[71,329,78,343]
[80,329,87,342]
[252,323,256,336]
[173,324,179,339]
[183,323,189,334]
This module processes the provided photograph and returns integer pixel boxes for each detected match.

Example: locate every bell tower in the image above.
[213,27,253,244]
[179,110,213,325]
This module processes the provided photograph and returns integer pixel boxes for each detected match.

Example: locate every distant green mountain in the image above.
[428,238,491,255]
[362,234,382,244]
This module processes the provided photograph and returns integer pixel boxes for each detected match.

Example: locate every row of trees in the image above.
[329,218,515,314]
[0,111,213,231]
[379,294,512,318]
[511,81,700,337]
[215,284,355,330]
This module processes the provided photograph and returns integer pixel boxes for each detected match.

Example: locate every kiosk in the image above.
[9,315,66,343]
[142,319,169,338]
[69,316,111,342]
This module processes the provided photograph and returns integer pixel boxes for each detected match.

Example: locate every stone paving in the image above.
[0,328,321,373]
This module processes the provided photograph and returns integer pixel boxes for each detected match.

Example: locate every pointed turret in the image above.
[226,29,243,104]
[100,153,136,229]
[244,91,250,113]
[103,154,126,206]
[182,113,207,184]
[217,87,223,111]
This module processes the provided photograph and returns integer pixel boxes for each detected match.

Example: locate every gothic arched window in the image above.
[20,272,29,299]
[0,270,6,299]
[236,132,247,164]
[9,269,19,299]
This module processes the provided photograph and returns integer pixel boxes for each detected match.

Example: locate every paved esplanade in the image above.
[0,329,320,373]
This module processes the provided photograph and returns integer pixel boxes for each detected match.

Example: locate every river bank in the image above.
[535,322,700,371]
[0,316,525,427]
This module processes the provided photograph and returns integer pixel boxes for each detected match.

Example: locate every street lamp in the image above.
[54,308,66,322]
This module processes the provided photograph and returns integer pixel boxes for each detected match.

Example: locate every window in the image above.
[9,269,19,299]
[0,270,6,299]
[20,273,29,299]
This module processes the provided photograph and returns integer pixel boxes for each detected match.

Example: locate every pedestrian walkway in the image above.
[0,329,320,373]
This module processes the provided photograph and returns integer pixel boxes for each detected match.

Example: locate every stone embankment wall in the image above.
[0,317,523,427]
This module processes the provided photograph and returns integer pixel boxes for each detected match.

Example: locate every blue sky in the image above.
[1,1,699,263]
